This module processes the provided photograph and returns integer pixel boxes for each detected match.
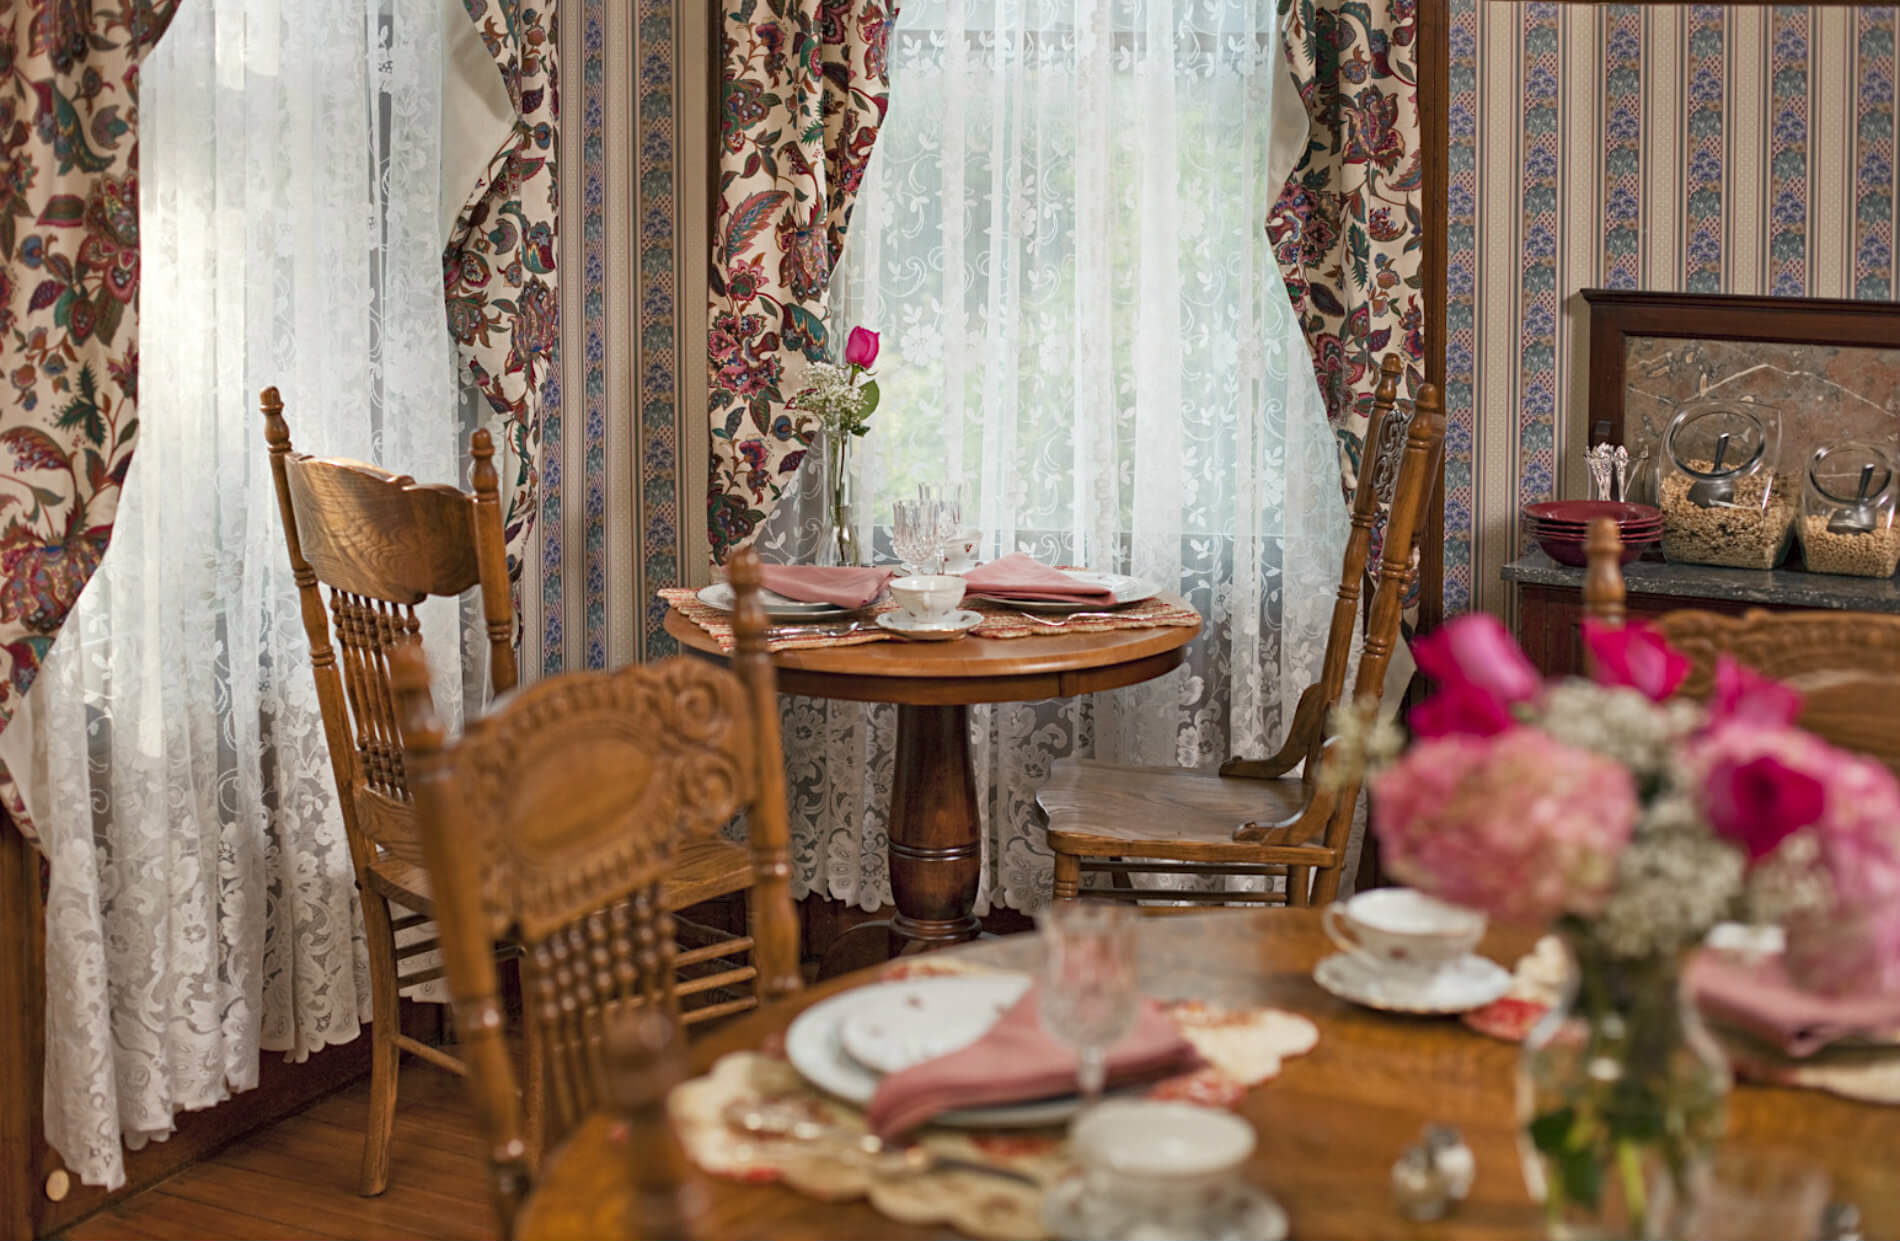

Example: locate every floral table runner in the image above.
[659,587,1201,654]
[667,958,1316,1240]
[1465,938,1900,1107]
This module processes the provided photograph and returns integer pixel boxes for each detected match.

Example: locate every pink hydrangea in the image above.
[1371,730,1640,922]
[1694,722,1900,995]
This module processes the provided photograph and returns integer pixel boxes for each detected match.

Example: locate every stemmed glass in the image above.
[1038,901,1139,1108]
[892,499,938,576]
[918,483,962,574]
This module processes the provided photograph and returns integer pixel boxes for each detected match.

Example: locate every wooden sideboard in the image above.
[1504,549,1900,677]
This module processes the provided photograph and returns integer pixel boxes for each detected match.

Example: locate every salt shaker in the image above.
[1391,1125,1475,1221]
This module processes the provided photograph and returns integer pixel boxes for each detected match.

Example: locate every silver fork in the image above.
[1010,609,1128,627]
[765,619,871,639]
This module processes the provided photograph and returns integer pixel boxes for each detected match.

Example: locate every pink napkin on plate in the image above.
[959,553,1117,605]
[754,564,893,610]
[1690,950,1900,1058]
[865,986,1199,1138]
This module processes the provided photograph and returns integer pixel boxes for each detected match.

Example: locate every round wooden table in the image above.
[520,908,1900,1241]
[665,605,1199,961]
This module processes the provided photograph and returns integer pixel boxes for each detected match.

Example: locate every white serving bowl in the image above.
[889,574,966,622]
[1070,1100,1257,1207]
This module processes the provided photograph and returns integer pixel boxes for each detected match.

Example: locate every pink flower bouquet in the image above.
[1345,613,1900,991]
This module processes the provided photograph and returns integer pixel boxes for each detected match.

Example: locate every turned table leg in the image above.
[886,704,983,948]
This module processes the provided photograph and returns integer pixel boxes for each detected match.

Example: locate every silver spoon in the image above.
[723,1100,1039,1187]
[1688,432,1736,507]
[1827,463,1880,535]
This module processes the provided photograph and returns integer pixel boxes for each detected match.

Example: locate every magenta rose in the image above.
[1408,682,1517,739]
[1581,619,1690,702]
[844,325,880,368]
[1707,655,1802,728]
[1704,752,1825,861]
[1414,613,1542,704]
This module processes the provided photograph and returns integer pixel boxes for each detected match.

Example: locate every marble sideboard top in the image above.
[1502,548,1900,614]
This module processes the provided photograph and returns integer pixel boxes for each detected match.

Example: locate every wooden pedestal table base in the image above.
[665,605,1199,972]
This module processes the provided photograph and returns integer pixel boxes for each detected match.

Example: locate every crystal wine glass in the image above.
[891,499,937,576]
[1038,901,1139,1108]
[918,483,962,574]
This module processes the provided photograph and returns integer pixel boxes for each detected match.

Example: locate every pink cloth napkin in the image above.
[754,564,893,610]
[959,553,1117,605]
[865,987,1199,1138]
[1690,950,1900,1058]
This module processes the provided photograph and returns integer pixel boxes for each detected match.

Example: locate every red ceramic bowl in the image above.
[1521,500,1662,526]
[1535,533,1653,567]
[1526,521,1662,541]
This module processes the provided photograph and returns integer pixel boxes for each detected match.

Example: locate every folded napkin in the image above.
[959,553,1117,605]
[754,564,893,610]
[865,987,1199,1138]
[1690,950,1900,1058]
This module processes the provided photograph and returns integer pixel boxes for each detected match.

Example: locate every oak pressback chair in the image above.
[389,548,801,1237]
[264,387,518,1194]
[1038,360,1447,907]
[1581,519,1900,774]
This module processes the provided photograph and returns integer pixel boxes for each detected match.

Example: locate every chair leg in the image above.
[1052,851,1082,903]
[1286,866,1314,908]
[522,1006,546,1166]
[359,892,402,1197]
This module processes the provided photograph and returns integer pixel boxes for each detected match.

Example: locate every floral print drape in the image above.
[707,0,897,563]
[446,0,558,571]
[1266,0,1423,502]
[0,1,177,799]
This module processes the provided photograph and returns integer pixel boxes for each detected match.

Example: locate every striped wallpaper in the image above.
[1447,2,1900,619]
[525,0,713,676]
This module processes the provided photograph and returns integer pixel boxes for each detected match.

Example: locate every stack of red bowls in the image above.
[1522,500,1662,567]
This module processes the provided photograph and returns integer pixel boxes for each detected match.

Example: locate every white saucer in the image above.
[1313,952,1511,1015]
[1044,1172,1289,1241]
[876,609,982,640]
[970,570,1158,614]
[696,582,857,620]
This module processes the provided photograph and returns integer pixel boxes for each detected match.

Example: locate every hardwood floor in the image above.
[57,1071,496,1241]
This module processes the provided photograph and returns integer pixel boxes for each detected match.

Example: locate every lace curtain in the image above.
[0,1,489,1190]
[756,0,1349,912]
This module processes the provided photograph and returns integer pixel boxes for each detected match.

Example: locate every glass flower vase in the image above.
[1517,931,1731,1240]
[813,428,859,567]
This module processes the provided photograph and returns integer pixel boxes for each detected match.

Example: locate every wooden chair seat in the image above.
[1041,760,1310,860]
[365,838,754,918]
[1037,357,1447,909]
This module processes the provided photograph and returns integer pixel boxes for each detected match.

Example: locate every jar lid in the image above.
[1809,441,1896,506]
[1664,402,1771,481]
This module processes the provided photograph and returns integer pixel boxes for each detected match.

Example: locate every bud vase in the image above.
[815,428,859,568]
[1517,931,1730,1240]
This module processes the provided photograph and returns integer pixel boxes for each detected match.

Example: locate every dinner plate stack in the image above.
[1520,500,1661,567]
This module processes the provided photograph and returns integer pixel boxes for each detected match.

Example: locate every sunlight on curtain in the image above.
[759,0,1347,912]
[0,2,481,1190]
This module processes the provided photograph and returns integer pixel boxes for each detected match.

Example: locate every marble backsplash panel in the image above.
[1623,337,1900,473]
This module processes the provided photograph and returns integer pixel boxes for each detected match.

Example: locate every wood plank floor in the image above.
[58,1071,498,1241]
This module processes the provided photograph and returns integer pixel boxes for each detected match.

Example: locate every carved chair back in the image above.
[1580,520,1900,773]
[1296,380,1446,901]
[389,549,800,1236]
[263,387,517,880]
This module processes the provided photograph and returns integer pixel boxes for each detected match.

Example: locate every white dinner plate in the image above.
[838,975,1028,1075]
[970,570,1157,614]
[785,975,1097,1128]
[1313,952,1511,1015]
[696,582,858,620]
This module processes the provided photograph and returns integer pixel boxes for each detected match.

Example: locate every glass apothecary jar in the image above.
[1657,402,1794,569]
[1798,442,1900,578]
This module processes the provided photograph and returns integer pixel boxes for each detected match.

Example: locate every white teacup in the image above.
[1071,1100,1255,1218]
[1322,888,1485,977]
[889,574,966,622]
[943,527,982,574]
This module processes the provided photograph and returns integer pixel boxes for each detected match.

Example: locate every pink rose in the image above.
[1413,614,1542,705]
[1708,656,1802,728]
[1704,752,1825,861]
[1581,619,1690,702]
[844,325,880,368]
[1408,682,1517,739]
